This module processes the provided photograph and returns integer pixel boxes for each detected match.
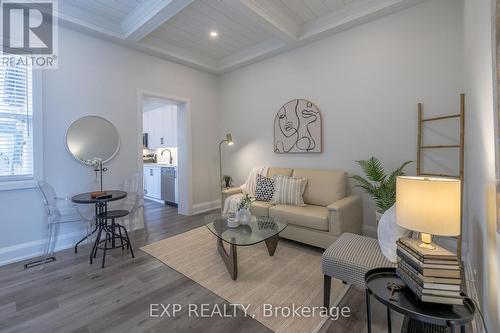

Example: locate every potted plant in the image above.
[351,157,412,223]
[237,194,254,224]
[222,175,232,188]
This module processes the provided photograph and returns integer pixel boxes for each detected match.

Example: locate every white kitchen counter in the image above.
[143,163,177,168]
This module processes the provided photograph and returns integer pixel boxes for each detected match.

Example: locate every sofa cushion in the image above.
[255,174,275,202]
[267,167,293,178]
[271,175,307,206]
[292,168,347,206]
[269,204,329,231]
[250,200,274,216]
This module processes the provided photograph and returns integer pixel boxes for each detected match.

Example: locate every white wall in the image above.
[218,0,464,233]
[463,0,500,331]
[0,26,220,265]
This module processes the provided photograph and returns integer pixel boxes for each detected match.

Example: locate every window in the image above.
[0,60,34,182]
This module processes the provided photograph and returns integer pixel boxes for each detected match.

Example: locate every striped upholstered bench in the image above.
[322,232,396,308]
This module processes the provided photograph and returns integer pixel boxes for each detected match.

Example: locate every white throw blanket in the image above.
[222,166,268,215]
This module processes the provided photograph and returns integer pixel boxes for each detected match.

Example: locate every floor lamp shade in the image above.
[396,176,461,236]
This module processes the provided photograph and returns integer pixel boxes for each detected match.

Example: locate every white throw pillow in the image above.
[377,204,411,263]
[271,175,307,206]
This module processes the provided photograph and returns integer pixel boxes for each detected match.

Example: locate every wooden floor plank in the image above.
[0,200,402,333]
[0,201,270,333]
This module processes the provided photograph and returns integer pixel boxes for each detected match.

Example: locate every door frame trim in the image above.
[137,89,193,215]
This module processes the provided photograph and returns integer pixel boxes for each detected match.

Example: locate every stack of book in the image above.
[396,237,463,305]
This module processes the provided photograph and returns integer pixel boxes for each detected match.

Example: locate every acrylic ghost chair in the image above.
[108,172,146,242]
[37,181,94,268]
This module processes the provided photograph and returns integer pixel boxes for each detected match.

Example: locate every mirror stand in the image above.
[93,161,108,192]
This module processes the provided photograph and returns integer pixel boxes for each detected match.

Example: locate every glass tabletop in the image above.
[205,214,287,246]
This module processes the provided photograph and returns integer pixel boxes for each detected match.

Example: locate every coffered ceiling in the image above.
[57,0,425,73]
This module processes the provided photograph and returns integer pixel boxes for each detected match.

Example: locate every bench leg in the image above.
[324,275,331,308]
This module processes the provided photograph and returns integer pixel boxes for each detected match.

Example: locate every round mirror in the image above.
[66,116,120,164]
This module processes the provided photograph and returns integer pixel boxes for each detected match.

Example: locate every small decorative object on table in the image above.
[226,215,238,228]
[83,157,108,192]
[90,191,107,199]
[236,194,254,224]
[223,175,232,188]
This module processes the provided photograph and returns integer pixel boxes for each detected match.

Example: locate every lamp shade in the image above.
[396,176,461,236]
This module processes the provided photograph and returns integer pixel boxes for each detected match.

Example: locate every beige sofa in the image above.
[221,167,363,249]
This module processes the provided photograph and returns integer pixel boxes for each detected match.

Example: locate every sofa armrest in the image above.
[327,195,363,236]
[221,187,243,203]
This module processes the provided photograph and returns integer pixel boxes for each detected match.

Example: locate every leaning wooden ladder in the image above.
[416,93,465,261]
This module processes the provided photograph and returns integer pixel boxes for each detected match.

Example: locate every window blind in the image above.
[0,60,33,180]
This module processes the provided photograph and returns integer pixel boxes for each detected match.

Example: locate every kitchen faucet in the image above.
[161,148,173,165]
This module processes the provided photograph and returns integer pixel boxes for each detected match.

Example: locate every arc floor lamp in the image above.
[219,133,233,189]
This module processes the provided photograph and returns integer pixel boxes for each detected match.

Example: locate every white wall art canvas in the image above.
[274,99,322,153]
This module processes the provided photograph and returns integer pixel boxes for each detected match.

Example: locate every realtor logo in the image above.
[0,0,58,68]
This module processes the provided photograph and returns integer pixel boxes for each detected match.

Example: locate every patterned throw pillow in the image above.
[271,175,308,206]
[255,174,275,202]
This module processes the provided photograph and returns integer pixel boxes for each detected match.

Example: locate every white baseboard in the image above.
[464,254,482,333]
[0,230,85,267]
[192,200,220,215]
[0,215,145,267]
[144,196,164,204]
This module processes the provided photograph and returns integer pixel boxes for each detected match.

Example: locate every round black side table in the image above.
[71,190,127,260]
[365,267,475,333]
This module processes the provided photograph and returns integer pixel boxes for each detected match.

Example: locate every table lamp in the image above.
[219,133,234,189]
[396,176,461,250]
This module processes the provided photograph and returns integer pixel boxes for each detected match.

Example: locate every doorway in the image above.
[137,90,192,216]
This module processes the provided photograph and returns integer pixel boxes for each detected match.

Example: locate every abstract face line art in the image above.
[274,99,322,153]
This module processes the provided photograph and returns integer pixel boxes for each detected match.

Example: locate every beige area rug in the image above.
[141,227,350,333]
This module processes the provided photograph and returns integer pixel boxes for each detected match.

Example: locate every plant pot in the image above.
[375,210,384,225]
[236,208,251,224]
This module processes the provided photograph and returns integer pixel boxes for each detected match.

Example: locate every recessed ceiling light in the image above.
[210,31,218,38]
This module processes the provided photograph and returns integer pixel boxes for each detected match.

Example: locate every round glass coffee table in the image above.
[205,214,288,280]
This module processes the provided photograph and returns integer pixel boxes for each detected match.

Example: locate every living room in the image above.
[0,0,498,332]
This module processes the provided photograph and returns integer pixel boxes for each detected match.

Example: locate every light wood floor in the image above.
[0,200,401,333]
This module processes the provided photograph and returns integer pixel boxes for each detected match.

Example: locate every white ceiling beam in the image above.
[138,36,218,72]
[57,17,217,73]
[300,0,425,41]
[218,38,287,72]
[136,42,218,73]
[239,0,300,45]
[122,0,195,42]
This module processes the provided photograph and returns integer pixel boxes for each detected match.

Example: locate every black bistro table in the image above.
[365,268,476,333]
[71,190,127,262]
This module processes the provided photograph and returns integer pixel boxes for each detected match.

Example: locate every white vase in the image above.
[237,208,251,224]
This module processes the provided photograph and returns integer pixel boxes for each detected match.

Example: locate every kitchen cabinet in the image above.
[143,106,177,149]
[143,165,161,199]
